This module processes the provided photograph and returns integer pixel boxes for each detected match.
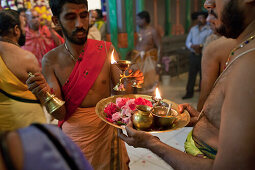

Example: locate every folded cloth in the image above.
[185,131,217,159]
[62,107,129,170]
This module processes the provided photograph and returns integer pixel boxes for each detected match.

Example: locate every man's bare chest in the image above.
[139,32,153,42]
[54,60,111,92]
[54,64,74,87]
[202,74,228,128]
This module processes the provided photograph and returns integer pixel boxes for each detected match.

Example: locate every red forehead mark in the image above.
[74,9,86,13]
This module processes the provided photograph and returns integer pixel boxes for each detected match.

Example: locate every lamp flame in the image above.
[111,50,117,64]
[155,88,161,100]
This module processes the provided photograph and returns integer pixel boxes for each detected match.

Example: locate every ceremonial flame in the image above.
[111,50,117,64]
[155,88,162,100]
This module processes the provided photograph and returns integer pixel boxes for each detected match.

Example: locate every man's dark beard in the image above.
[60,23,88,45]
[216,0,245,39]
[18,32,26,46]
[198,21,204,26]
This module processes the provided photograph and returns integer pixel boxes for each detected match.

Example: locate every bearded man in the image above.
[88,10,101,40]
[119,0,255,169]
[197,4,237,111]
[0,9,46,131]
[22,9,64,67]
[26,0,143,169]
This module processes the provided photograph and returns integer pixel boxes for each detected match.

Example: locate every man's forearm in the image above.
[147,138,214,170]
[157,48,162,63]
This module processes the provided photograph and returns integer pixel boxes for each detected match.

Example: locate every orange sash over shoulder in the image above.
[60,39,111,126]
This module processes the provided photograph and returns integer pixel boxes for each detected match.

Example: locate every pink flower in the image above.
[121,106,132,117]
[112,112,121,121]
[122,117,130,124]
[116,97,129,108]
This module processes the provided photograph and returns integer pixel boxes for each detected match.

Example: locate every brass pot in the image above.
[152,106,177,128]
[132,105,153,130]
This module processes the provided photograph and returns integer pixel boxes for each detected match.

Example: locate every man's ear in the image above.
[52,16,60,27]
[13,25,20,36]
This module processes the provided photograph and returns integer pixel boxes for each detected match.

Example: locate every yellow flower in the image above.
[34,6,41,13]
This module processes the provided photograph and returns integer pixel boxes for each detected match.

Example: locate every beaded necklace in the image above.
[225,34,255,66]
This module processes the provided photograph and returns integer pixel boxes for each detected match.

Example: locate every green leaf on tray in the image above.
[116,121,126,125]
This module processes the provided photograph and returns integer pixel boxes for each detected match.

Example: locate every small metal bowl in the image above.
[152,106,178,128]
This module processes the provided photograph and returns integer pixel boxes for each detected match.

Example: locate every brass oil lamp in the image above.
[151,88,177,128]
[111,50,142,91]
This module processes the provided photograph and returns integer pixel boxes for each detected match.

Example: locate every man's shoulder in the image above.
[0,44,38,65]
[22,48,37,59]
[204,24,212,30]
[204,37,234,53]
[190,25,199,31]
[225,48,255,104]
[147,26,156,31]
[229,48,255,79]
[235,48,255,65]
[146,26,157,34]
[90,25,100,31]
[43,44,64,63]
[1,43,34,59]
[15,46,36,61]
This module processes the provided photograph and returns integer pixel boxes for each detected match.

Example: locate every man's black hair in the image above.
[191,12,199,21]
[17,8,27,14]
[95,9,103,19]
[197,11,208,18]
[137,11,150,24]
[0,9,20,36]
[49,0,88,18]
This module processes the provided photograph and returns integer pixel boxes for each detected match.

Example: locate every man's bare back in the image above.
[197,37,237,111]
[0,42,40,83]
[42,44,120,108]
